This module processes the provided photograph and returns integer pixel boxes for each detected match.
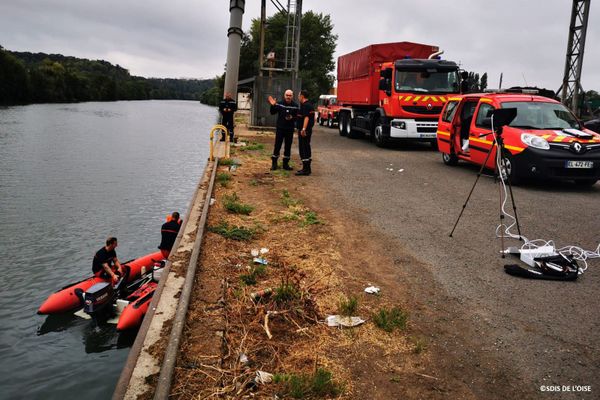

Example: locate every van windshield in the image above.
[501,101,581,130]
[395,70,459,94]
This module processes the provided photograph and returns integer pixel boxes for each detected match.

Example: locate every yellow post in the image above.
[209,124,229,161]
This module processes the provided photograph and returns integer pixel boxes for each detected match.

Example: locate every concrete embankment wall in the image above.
[113,140,226,400]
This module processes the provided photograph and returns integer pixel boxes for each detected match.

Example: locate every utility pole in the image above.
[224,0,245,96]
[292,0,302,82]
[558,0,591,117]
[258,0,266,77]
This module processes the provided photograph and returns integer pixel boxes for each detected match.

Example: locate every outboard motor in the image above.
[83,282,115,317]
[77,276,126,323]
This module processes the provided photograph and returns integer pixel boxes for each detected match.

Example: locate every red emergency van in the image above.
[436,92,600,186]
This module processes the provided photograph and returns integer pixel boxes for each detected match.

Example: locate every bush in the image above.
[208,221,255,241]
[223,193,254,215]
[274,368,343,398]
[373,307,408,332]
[337,296,358,317]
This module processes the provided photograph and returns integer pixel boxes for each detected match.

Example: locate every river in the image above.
[0,100,217,400]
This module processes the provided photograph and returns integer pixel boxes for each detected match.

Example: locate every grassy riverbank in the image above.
[168,123,454,399]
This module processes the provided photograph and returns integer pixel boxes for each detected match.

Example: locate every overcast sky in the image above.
[1,1,598,91]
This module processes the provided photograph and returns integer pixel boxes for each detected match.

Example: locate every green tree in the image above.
[480,72,488,92]
[239,11,337,101]
[200,73,225,106]
[0,46,31,104]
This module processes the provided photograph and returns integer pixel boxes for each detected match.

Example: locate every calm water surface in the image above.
[0,100,217,399]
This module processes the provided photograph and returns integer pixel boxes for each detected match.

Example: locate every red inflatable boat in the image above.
[38,250,164,315]
[116,281,158,331]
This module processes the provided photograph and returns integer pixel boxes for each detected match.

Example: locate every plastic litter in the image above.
[325,315,365,327]
[239,353,249,365]
[364,286,380,294]
[260,248,269,254]
[398,169,404,172]
[230,165,238,172]
[250,288,273,301]
[253,257,268,265]
[209,198,216,206]
[255,371,274,384]
[251,249,259,257]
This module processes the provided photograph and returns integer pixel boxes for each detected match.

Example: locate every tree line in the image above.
[0,46,215,105]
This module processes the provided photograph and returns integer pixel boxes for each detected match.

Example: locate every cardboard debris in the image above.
[326,315,366,327]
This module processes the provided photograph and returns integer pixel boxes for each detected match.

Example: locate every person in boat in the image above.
[92,237,124,283]
[158,212,182,258]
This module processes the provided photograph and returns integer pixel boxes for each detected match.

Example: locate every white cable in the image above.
[490,115,600,274]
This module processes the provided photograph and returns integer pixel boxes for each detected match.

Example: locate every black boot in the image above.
[270,156,278,170]
[282,158,293,171]
[295,161,311,176]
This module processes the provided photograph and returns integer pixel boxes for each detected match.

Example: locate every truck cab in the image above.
[375,59,460,147]
[317,94,340,128]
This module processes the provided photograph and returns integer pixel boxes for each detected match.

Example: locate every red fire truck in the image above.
[316,95,341,128]
[336,42,460,147]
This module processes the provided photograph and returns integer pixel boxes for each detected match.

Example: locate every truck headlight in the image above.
[391,121,406,129]
[521,133,549,150]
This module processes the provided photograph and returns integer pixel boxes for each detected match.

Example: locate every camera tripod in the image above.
[449,108,523,257]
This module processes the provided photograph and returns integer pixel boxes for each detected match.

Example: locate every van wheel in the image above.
[317,115,322,125]
[339,113,347,136]
[373,120,388,148]
[442,152,459,166]
[327,117,334,128]
[500,154,520,185]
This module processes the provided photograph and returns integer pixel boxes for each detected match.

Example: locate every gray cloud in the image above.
[1,0,598,90]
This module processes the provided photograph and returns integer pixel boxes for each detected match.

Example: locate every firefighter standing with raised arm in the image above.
[268,90,298,171]
[295,90,315,176]
[219,92,238,142]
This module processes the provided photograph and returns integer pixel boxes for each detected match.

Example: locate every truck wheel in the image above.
[346,118,358,139]
[442,152,459,166]
[373,120,388,147]
[317,115,322,125]
[327,117,334,128]
[500,154,520,185]
[338,113,347,136]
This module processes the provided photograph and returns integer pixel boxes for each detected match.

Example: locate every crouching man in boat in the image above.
[92,237,125,283]
[158,212,182,258]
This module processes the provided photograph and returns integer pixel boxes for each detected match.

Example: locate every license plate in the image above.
[420,133,436,138]
[565,160,594,169]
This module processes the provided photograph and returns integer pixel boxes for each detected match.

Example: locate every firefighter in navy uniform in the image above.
[218,92,238,142]
[296,90,315,176]
[92,237,125,283]
[158,212,182,258]
[268,89,298,171]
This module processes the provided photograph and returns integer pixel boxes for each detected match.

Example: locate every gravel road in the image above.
[310,125,599,399]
